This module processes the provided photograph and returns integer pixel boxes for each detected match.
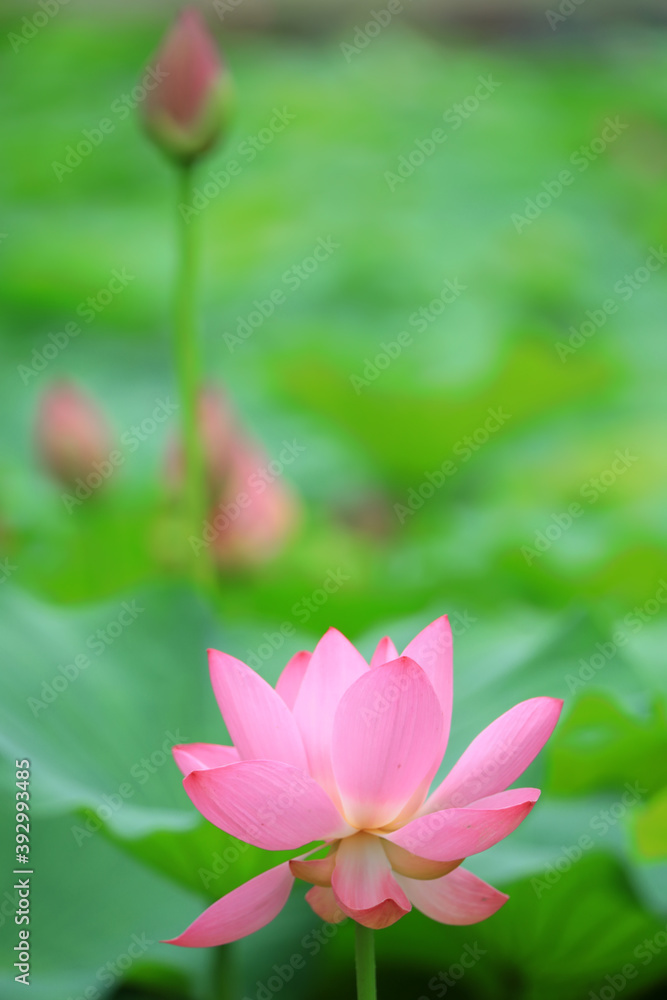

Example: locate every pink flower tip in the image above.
[35,381,113,491]
[141,7,232,165]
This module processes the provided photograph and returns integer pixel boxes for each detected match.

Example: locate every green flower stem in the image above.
[354,923,377,1000]
[174,162,210,585]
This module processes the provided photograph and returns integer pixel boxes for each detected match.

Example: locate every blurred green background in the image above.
[1,1,666,998]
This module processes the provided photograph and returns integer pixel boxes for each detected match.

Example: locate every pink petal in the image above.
[292,628,368,801]
[395,866,508,925]
[331,833,411,929]
[276,650,311,710]
[370,636,399,667]
[383,792,539,861]
[403,615,453,754]
[331,657,443,829]
[172,742,239,777]
[289,852,336,886]
[305,886,347,924]
[424,696,563,812]
[183,759,351,850]
[166,862,293,947]
[208,648,307,770]
[144,9,222,133]
[470,787,541,809]
[381,840,462,880]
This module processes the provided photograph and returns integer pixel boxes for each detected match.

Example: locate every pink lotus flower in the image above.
[167,617,562,945]
[142,8,232,164]
[35,381,112,490]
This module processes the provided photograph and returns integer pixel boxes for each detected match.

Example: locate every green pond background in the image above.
[1,2,666,998]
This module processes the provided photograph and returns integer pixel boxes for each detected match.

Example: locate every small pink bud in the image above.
[35,381,112,490]
[210,440,299,568]
[141,7,232,165]
[166,385,236,496]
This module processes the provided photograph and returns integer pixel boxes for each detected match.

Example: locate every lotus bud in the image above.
[35,382,112,490]
[210,439,299,568]
[166,385,236,497]
[141,7,232,165]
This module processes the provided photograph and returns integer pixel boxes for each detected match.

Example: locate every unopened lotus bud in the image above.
[166,385,236,496]
[35,382,112,490]
[141,7,232,165]
[210,440,299,568]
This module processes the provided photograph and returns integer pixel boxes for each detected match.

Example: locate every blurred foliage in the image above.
[0,6,666,1000]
